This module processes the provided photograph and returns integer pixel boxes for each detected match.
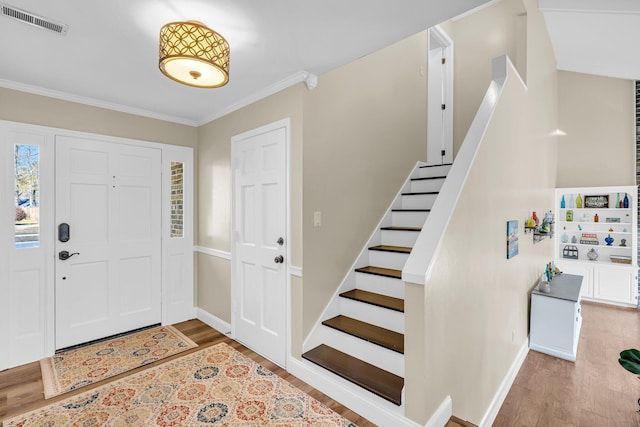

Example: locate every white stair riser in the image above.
[339,298,404,333]
[410,178,445,193]
[355,273,404,299]
[391,210,429,227]
[316,326,404,377]
[401,193,438,209]
[369,250,409,271]
[381,230,419,247]
[418,164,451,178]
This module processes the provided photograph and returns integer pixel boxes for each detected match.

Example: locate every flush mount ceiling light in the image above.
[159,20,230,88]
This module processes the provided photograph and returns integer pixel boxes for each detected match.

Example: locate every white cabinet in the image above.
[555,186,638,307]
[593,265,637,304]
[530,274,583,362]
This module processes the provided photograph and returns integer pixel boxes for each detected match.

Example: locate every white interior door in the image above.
[232,120,288,367]
[427,25,454,165]
[55,136,161,349]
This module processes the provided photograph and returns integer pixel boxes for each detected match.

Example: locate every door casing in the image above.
[0,120,194,370]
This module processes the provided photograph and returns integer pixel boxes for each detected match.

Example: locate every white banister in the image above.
[402,55,515,286]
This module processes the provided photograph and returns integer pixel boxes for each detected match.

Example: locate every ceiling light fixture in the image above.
[159,20,230,88]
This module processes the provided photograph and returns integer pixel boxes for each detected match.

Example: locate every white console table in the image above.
[530,273,583,362]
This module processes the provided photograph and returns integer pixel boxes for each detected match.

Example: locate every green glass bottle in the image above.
[576,193,582,208]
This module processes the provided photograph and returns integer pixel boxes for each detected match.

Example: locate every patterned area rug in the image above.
[8,342,357,426]
[40,325,197,399]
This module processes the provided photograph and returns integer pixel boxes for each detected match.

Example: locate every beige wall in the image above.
[449,0,526,155]
[556,71,635,187]
[0,87,197,147]
[196,85,304,326]
[301,32,428,336]
[405,0,558,423]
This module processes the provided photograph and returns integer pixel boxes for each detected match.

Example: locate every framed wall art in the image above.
[507,220,519,259]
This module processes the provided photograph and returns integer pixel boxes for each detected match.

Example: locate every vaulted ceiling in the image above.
[539,0,640,81]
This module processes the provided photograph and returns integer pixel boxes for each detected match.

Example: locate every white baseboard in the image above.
[479,339,529,427]
[425,396,452,427]
[197,308,232,335]
[288,357,421,427]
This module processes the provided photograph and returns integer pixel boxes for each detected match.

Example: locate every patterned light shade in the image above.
[159,21,230,88]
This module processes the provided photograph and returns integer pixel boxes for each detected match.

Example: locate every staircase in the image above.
[302,162,452,407]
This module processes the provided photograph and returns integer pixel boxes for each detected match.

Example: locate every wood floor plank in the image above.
[0,319,375,426]
[493,301,640,427]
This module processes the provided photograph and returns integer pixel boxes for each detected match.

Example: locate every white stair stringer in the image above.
[301,161,451,415]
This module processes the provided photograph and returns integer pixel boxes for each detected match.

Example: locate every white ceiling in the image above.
[0,0,492,126]
[539,0,640,81]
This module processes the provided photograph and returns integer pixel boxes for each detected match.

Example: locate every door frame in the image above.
[427,25,454,165]
[230,118,291,368]
[0,120,194,368]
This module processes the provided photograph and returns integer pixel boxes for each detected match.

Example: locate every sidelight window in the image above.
[14,145,40,248]
[170,161,184,238]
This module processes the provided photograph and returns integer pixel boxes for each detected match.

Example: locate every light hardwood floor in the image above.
[494,301,640,427]
[0,319,375,426]
[2,302,638,426]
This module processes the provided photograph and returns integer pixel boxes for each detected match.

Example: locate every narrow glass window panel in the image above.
[14,145,40,248]
[170,161,184,238]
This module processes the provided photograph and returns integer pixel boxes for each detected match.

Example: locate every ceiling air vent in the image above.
[1,3,68,35]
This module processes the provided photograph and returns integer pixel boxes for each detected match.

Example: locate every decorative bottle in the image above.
[605,234,614,246]
[569,194,575,208]
[532,211,539,227]
[576,193,582,208]
[594,213,599,222]
[616,193,621,208]
[623,194,629,208]
[561,195,566,209]
[561,227,568,243]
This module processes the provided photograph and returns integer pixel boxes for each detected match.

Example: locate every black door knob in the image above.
[274,255,284,264]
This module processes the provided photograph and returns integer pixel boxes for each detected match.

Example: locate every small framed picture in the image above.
[584,195,609,208]
[507,220,519,259]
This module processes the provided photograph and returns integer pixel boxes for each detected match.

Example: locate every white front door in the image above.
[55,136,162,349]
[232,120,288,367]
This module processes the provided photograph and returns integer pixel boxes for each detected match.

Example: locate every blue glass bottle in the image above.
[560,195,566,208]
[623,193,629,208]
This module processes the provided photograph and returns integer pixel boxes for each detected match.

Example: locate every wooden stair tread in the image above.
[402,191,439,195]
[355,266,402,279]
[380,226,421,232]
[340,289,404,312]
[302,344,404,405]
[419,163,453,168]
[411,176,447,181]
[391,208,431,212]
[369,245,411,254]
[322,315,404,353]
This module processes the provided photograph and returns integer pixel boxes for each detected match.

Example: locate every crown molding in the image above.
[0,78,199,126]
[196,71,317,126]
[0,70,319,129]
